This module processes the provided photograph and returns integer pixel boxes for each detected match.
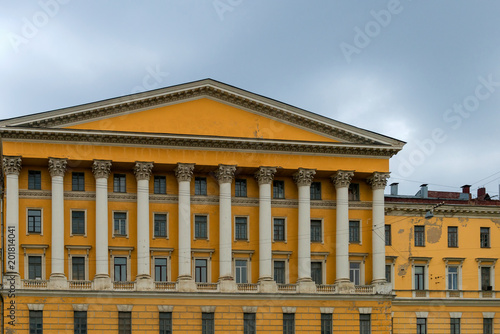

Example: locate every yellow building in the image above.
[2,78,496,333]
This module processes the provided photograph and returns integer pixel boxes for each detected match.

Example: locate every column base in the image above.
[335,281,355,294]
[48,274,67,289]
[373,281,392,295]
[94,275,112,290]
[219,278,238,292]
[3,273,21,290]
[136,275,154,291]
[258,278,277,293]
[297,279,317,293]
[177,277,197,292]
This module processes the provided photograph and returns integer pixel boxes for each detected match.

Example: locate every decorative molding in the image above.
[242,306,257,313]
[158,305,174,312]
[48,158,67,177]
[116,305,133,312]
[366,172,390,190]
[415,312,428,318]
[214,164,236,184]
[73,304,89,311]
[175,163,194,182]
[27,304,44,311]
[2,156,22,175]
[108,193,137,202]
[385,203,500,218]
[255,167,277,185]
[359,307,372,314]
[92,160,111,179]
[293,168,316,187]
[134,161,154,180]
[149,194,178,203]
[201,306,216,313]
[320,307,334,314]
[449,312,462,318]
[331,170,354,189]
[282,307,296,313]
[192,195,219,205]
[19,190,51,199]
[483,312,495,319]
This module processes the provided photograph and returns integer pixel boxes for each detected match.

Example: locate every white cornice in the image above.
[385,202,500,218]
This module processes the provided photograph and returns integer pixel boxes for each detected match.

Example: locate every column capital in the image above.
[134,161,154,181]
[214,164,236,184]
[331,170,354,189]
[92,160,112,179]
[2,156,22,175]
[293,168,316,187]
[367,172,390,190]
[175,163,195,182]
[254,167,277,185]
[48,158,67,177]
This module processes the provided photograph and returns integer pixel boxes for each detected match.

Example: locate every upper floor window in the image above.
[155,258,168,282]
[235,217,248,240]
[385,225,391,246]
[154,213,168,238]
[311,262,323,285]
[349,220,360,243]
[448,226,458,247]
[28,255,42,280]
[311,219,322,242]
[72,172,85,191]
[273,180,285,199]
[154,176,166,194]
[235,259,248,284]
[274,260,286,284]
[195,177,207,195]
[71,210,85,235]
[28,209,42,234]
[195,215,208,239]
[114,257,127,282]
[28,170,42,190]
[414,226,425,247]
[113,174,126,193]
[448,266,459,290]
[310,182,321,200]
[273,218,285,242]
[113,212,127,236]
[480,227,490,248]
[235,179,247,197]
[195,259,208,283]
[349,262,360,285]
[72,256,85,281]
[348,183,359,201]
[414,265,425,290]
[385,264,392,283]
[481,267,492,291]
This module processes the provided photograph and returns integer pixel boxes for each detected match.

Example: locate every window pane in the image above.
[28,170,42,190]
[349,221,360,243]
[348,183,359,201]
[417,318,426,334]
[349,262,360,285]
[72,172,85,191]
[155,258,168,282]
[273,180,284,199]
[274,261,285,284]
[450,318,460,334]
[448,226,458,247]
[28,256,42,280]
[159,312,172,334]
[118,312,131,334]
[321,313,332,334]
[154,176,166,194]
[195,177,207,195]
[72,257,85,280]
[283,313,295,334]
[483,318,493,334]
[235,179,247,197]
[195,215,208,239]
[28,209,42,233]
[154,213,167,237]
[235,260,247,284]
[385,225,391,246]
[114,212,127,236]
[235,217,248,240]
[274,218,285,241]
[114,257,127,282]
[360,314,371,334]
[195,259,207,283]
[311,220,322,242]
[415,266,425,290]
[74,311,87,334]
[202,312,214,334]
[415,226,425,246]
[448,266,458,290]
[72,211,85,235]
[244,313,256,334]
[114,174,126,193]
[385,265,391,283]
[29,310,43,334]
[310,182,321,200]
[481,227,490,248]
[311,262,322,285]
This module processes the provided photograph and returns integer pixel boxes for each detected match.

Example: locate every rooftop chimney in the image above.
[461,185,471,194]
[478,187,486,198]
[390,182,399,196]
[420,184,428,198]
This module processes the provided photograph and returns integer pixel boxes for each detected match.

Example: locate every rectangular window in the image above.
[311,219,322,242]
[448,266,458,290]
[114,257,127,282]
[71,210,85,235]
[349,262,360,285]
[195,177,207,195]
[414,226,425,247]
[195,215,208,239]
[416,318,426,334]
[385,264,392,283]
[154,176,166,194]
[235,217,248,240]
[235,179,247,197]
[28,170,42,190]
[74,311,87,334]
[283,313,295,334]
[113,212,127,236]
[235,260,248,284]
[348,183,360,201]
[481,227,490,248]
[29,310,43,334]
[481,267,491,291]
[273,180,285,199]
[195,259,208,283]
[159,312,172,334]
[202,313,214,334]
[244,313,256,334]
[72,257,85,281]
[321,313,332,334]
[154,258,168,282]
[483,318,493,334]
[310,182,322,200]
[72,172,85,191]
[385,225,391,246]
[273,218,285,241]
[28,209,42,234]
[28,255,42,280]
[349,220,360,243]
[274,260,286,284]
[359,314,371,334]
[113,174,126,193]
[311,262,323,285]
[414,266,425,290]
[154,213,167,238]
[118,311,131,334]
[448,226,458,247]
[450,318,460,334]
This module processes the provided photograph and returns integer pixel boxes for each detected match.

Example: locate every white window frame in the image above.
[477,258,497,298]
[311,252,328,285]
[349,261,362,285]
[193,214,209,241]
[69,209,87,237]
[193,257,211,283]
[234,258,249,284]
[310,218,324,244]
[112,211,129,238]
[22,244,48,280]
[234,215,250,242]
[272,217,287,243]
[386,256,397,288]
[348,219,362,244]
[150,248,173,282]
[232,250,254,284]
[66,245,91,281]
[349,253,367,286]
[444,258,464,297]
[26,207,43,236]
[272,251,292,284]
[152,212,169,239]
[109,247,133,282]
[410,257,431,297]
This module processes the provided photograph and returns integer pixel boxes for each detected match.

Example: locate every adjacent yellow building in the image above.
[0,79,497,333]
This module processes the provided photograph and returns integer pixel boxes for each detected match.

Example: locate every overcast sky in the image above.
[1,1,499,198]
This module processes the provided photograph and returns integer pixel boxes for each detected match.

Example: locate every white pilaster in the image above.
[331,170,354,284]
[48,158,67,283]
[3,157,21,282]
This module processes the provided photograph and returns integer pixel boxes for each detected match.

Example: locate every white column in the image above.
[175,163,195,280]
[293,168,316,282]
[134,161,154,280]
[255,167,276,282]
[215,164,236,280]
[331,170,354,284]
[48,158,67,281]
[367,172,390,284]
[3,157,21,279]
[92,160,112,283]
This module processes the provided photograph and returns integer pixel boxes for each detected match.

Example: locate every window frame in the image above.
[311,261,323,285]
[195,177,207,196]
[118,311,132,334]
[385,224,391,246]
[113,211,128,237]
[243,312,256,334]
[153,212,168,239]
[283,313,295,334]
[29,310,43,334]
[348,183,360,201]
[194,258,209,283]
[273,217,286,242]
[414,225,425,247]
[28,170,42,190]
[154,175,167,194]
[448,226,458,247]
[480,227,490,248]
[416,317,427,334]
[273,180,285,199]
[194,214,209,240]
[159,312,172,334]
[113,257,128,282]
[321,313,332,334]
[235,178,247,197]
[71,256,86,281]
[483,318,493,334]
[154,257,169,282]
[235,259,249,284]
[202,312,215,334]
[450,318,461,334]
[349,261,361,285]
[113,173,126,193]
[74,311,87,334]
[72,172,85,191]
[234,216,249,241]
[273,259,287,284]
[310,181,322,200]
[310,219,323,243]
[349,220,361,244]
[28,255,43,280]
[447,265,460,291]
[359,314,371,334]
[70,209,87,236]
[27,208,43,235]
